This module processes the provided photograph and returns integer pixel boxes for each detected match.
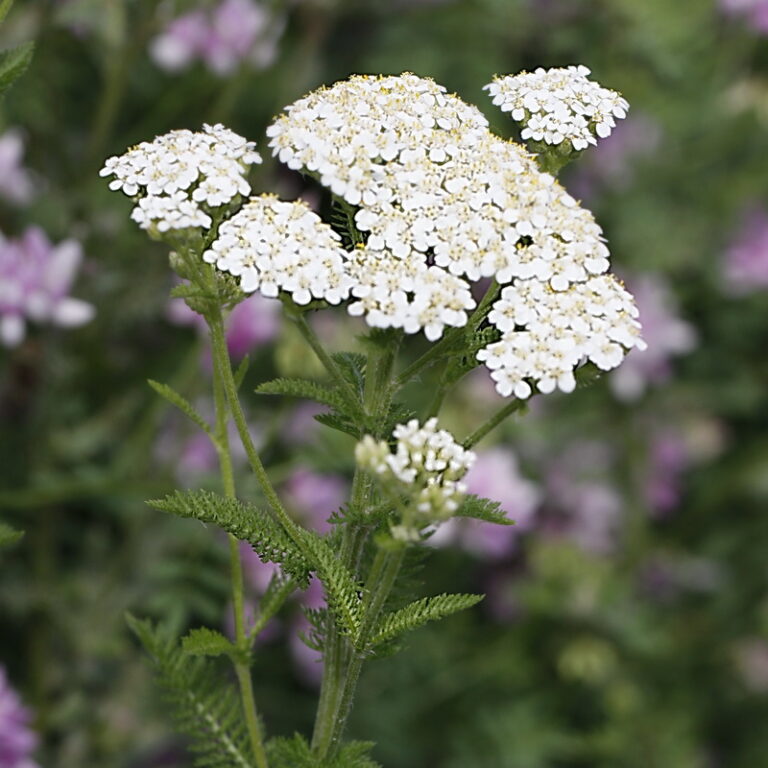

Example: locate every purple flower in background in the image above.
[431,448,539,559]
[721,0,768,34]
[168,290,281,358]
[734,639,768,692]
[150,0,284,76]
[545,441,622,554]
[0,227,94,347]
[569,114,661,200]
[609,274,696,401]
[283,469,348,535]
[722,207,768,293]
[0,666,39,768]
[0,130,34,205]
[644,429,691,515]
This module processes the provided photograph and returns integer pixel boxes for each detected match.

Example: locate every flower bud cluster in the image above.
[203,196,352,305]
[356,418,476,524]
[485,65,629,151]
[100,124,261,233]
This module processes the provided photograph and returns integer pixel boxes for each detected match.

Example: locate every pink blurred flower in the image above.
[722,207,768,293]
[284,469,348,534]
[644,429,691,515]
[150,0,284,76]
[734,638,768,691]
[545,441,622,554]
[0,227,94,347]
[0,666,39,768]
[167,290,281,359]
[721,0,768,34]
[609,273,696,401]
[289,577,326,686]
[0,130,34,205]
[431,448,539,559]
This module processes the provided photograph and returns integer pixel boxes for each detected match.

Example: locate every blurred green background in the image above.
[2,0,768,766]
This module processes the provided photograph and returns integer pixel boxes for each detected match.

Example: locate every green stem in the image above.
[207,304,300,543]
[313,546,406,759]
[291,310,365,418]
[311,339,399,759]
[463,397,527,449]
[211,320,270,768]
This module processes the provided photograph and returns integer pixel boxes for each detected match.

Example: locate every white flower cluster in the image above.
[356,418,476,524]
[485,65,629,151]
[100,123,261,233]
[479,276,646,398]
[203,195,352,305]
[268,73,620,342]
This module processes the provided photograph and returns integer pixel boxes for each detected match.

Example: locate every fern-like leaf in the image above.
[267,734,380,768]
[298,530,363,643]
[148,379,213,436]
[127,614,255,768]
[314,410,361,439]
[255,378,349,412]
[331,352,366,397]
[147,490,311,585]
[182,627,240,660]
[454,494,515,526]
[369,593,483,648]
[0,521,23,548]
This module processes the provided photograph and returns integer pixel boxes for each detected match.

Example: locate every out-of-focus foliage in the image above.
[2,1,768,766]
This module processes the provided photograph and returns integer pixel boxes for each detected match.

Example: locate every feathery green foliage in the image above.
[127,615,256,768]
[182,627,241,660]
[250,573,297,639]
[297,529,364,643]
[0,0,14,25]
[455,494,515,526]
[368,593,484,648]
[148,379,213,436]
[255,378,349,412]
[268,733,380,768]
[147,490,312,585]
[330,352,367,397]
[0,41,33,98]
[0,521,23,548]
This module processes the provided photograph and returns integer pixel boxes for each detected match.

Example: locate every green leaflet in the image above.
[148,379,213,436]
[182,627,240,660]
[267,733,380,768]
[255,377,349,412]
[297,529,364,642]
[0,0,14,25]
[455,494,516,526]
[233,354,250,389]
[368,593,484,648]
[0,521,23,548]
[0,41,33,98]
[147,490,312,585]
[127,615,255,768]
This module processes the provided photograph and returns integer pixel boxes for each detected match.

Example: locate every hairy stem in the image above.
[207,305,301,544]
[311,338,399,759]
[210,318,270,768]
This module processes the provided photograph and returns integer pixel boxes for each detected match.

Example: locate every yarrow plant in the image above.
[101,67,644,767]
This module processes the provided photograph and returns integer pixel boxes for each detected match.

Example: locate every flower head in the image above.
[202,195,352,305]
[479,274,645,398]
[150,0,284,76]
[0,227,94,347]
[485,65,628,151]
[268,72,629,344]
[356,418,476,527]
[100,124,261,234]
[0,129,34,205]
[0,666,39,768]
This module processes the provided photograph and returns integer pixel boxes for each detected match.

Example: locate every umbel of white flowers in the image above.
[100,68,646,401]
[356,418,476,539]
